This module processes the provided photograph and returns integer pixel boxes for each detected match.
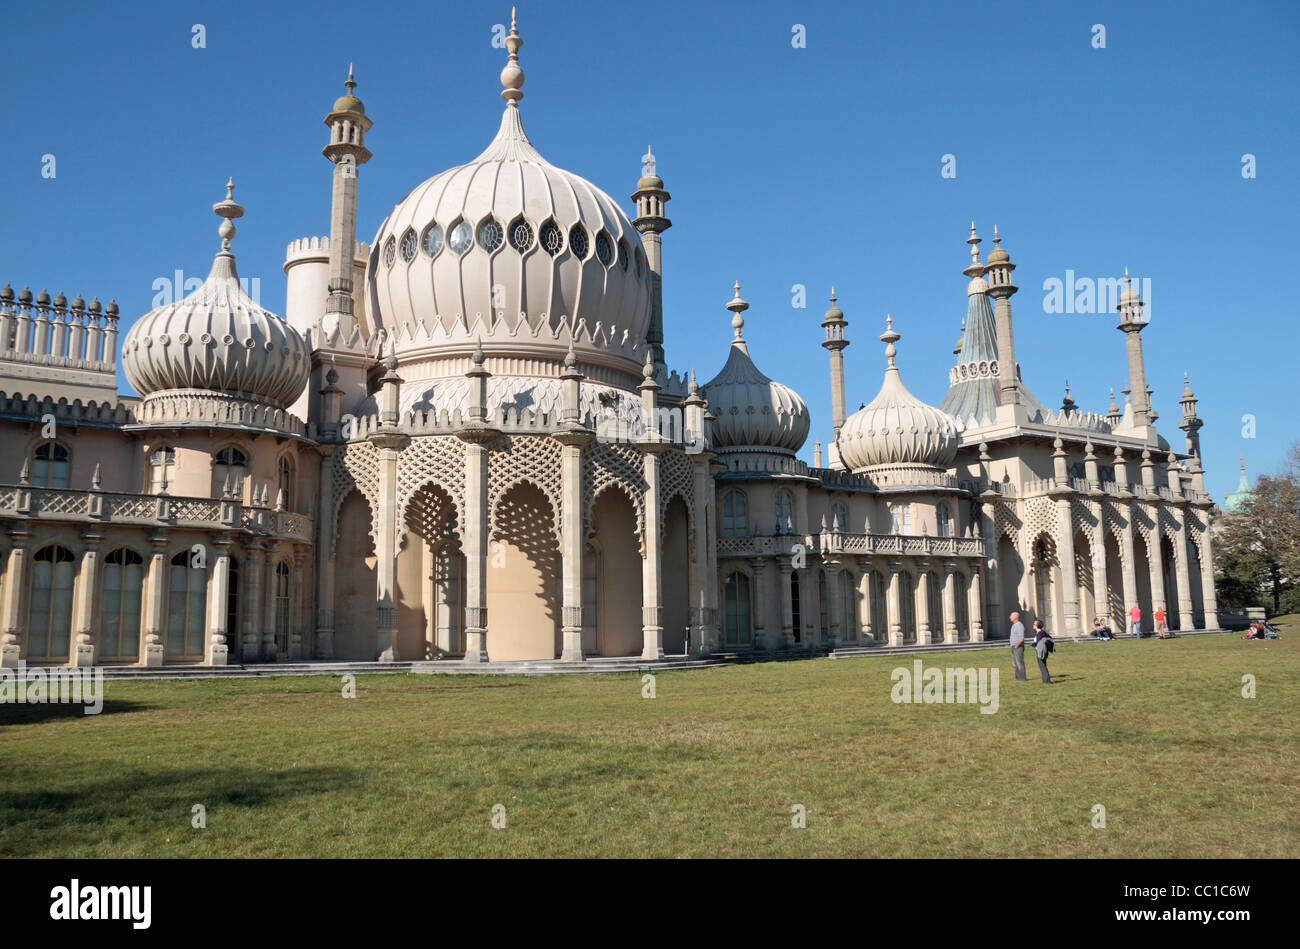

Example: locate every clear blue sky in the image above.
[3,0,1297,505]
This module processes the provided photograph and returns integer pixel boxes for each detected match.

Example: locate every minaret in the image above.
[821,288,849,443]
[322,64,372,336]
[1060,380,1076,417]
[632,145,672,372]
[1117,268,1153,426]
[983,225,1020,406]
[1178,372,1203,462]
[1106,387,1121,426]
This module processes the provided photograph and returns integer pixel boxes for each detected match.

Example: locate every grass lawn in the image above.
[1,634,1296,858]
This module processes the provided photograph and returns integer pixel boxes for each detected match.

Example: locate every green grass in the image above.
[2,634,1296,857]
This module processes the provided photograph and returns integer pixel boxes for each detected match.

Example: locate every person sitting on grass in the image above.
[1091,618,1114,640]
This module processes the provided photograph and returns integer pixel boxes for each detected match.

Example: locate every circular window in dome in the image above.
[422,224,444,257]
[617,239,630,272]
[509,219,534,253]
[449,220,473,255]
[595,231,613,267]
[399,228,418,263]
[540,220,564,256]
[383,236,397,268]
[568,224,589,260]
[477,219,504,253]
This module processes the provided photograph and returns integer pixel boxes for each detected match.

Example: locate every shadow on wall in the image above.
[487,482,559,660]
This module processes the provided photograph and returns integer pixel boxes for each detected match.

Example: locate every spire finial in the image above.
[346,63,356,93]
[642,144,655,177]
[993,224,1001,247]
[1240,455,1245,474]
[501,7,525,105]
[213,177,244,252]
[725,281,749,339]
[880,314,900,368]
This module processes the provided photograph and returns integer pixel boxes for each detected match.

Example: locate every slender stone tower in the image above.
[632,145,671,373]
[983,226,1019,407]
[1116,268,1152,427]
[322,65,372,338]
[821,289,849,450]
[1178,373,1203,462]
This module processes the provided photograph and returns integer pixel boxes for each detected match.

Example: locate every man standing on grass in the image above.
[1129,604,1142,639]
[1010,611,1027,681]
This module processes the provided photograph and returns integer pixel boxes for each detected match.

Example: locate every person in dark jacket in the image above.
[1032,619,1053,684]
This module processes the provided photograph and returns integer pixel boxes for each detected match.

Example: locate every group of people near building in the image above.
[1008,601,1194,684]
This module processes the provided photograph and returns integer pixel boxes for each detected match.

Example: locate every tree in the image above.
[1214,440,1300,612]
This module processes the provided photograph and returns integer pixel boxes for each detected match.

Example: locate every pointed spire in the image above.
[880,314,901,369]
[18,456,30,485]
[91,463,102,490]
[500,7,525,106]
[642,144,656,177]
[212,178,244,253]
[346,62,356,94]
[725,281,749,346]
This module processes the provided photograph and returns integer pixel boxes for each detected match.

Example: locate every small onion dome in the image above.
[1181,372,1195,400]
[333,64,365,114]
[0,284,12,303]
[36,288,50,307]
[837,315,962,472]
[1119,268,1142,305]
[53,291,67,309]
[122,181,309,410]
[701,283,810,455]
[18,286,33,304]
[823,289,844,323]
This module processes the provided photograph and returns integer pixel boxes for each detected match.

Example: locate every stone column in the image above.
[554,430,592,662]
[315,448,336,659]
[291,548,307,660]
[371,439,405,662]
[750,558,768,650]
[1,527,32,667]
[69,530,103,667]
[640,442,667,660]
[886,561,903,647]
[261,546,278,662]
[1146,511,1167,621]
[206,534,232,666]
[941,561,958,644]
[968,566,985,641]
[1054,496,1080,638]
[241,542,264,662]
[1119,513,1139,632]
[856,558,873,644]
[1170,508,1195,631]
[460,434,493,662]
[778,560,794,649]
[140,534,168,667]
[1197,526,1220,629]
[916,561,933,645]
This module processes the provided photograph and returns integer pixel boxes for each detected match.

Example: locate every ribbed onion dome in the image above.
[367,12,650,369]
[838,316,962,471]
[123,181,310,410]
[701,284,810,455]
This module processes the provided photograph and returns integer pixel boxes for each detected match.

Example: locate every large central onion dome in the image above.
[837,316,962,472]
[702,284,810,457]
[123,181,310,411]
[367,13,651,381]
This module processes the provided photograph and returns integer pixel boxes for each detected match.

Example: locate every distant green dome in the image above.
[1225,460,1255,513]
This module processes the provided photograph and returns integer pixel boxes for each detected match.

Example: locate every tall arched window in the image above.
[28,544,75,659]
[898,571,917,644]
[274,562,292,656]
[954,572,970,641]
[101,548,144,661]
[775,490,794,534]
[212,446,249,500]
[226,558,241,660]
[840,570,858,641]
[869,570,887,642]
[277,455,295,511]
[722,490,747,537]
[582,540,599,652]
[830,502,848,533]
[817,569,830,642]
[723,571,752,646]
[926,570,944,638]
[167,550,207,659]
[790,571,802,642]
[936,503,952,537]
[32,442,70,489]
[890,502,912,535]
[148,446,175,493]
